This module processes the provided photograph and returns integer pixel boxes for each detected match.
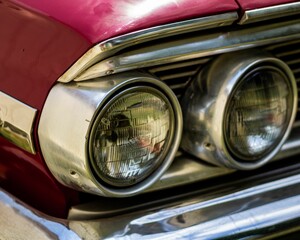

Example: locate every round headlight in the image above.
[89,87,174,187]
[224,66,294,161]
[39,72,182,197]
[180,50,297,169]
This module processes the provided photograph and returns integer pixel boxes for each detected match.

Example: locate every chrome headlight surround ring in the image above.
[87,85,177,193]
[38,72,182,197]
[223,65,295,163]
[181,50,297,170]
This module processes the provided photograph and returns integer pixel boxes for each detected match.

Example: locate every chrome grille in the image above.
[266,40,300,124]
[61,12,300,210]
[148,40,300,119]
[148,58,211,97]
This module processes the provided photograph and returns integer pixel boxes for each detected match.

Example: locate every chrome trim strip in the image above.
[69,169,300,239]
[0,189,80,240]
[276,127,300,160]
[57,12,238,83]
[76,19,300,81]
[2,166,300,239]
[149,57,211,73]
[239,2,300,25]
[147,153,234,192]
[0,92,36,154]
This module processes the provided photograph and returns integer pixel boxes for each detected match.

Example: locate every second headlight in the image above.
[181,50,297,170]
[224,66,293,162]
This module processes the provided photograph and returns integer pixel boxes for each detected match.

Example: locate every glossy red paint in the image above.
[0,0,89,217]
[236,0,298,11]
[0,138,79,218]
[15,0,239,44]
[0,0,90,110]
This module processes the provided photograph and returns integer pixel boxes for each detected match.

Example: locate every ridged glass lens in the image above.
[90,89,172,187]
[225,67,293,161]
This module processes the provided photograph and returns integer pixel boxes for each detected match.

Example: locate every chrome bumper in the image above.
[1,164,300,239]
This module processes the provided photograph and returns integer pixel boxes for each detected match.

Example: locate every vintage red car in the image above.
[1,0,300,239]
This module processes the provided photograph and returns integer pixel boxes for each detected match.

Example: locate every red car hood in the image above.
[236,0,297,10]
[16,0,298,43]
[16,0,238,44]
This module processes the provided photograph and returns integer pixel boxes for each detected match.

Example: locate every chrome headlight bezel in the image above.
[88,85,175,188]
[38,72,182,197]
[181,50,297,170]
[223,65,294,163]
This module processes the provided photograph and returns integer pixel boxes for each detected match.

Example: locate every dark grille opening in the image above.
[145,39,300,126]
[268,40,300,124]
[148,58,210,96]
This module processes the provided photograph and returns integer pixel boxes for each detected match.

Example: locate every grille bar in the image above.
[150,58,210,73]
[268,39,300,124]
[76,19,300,81]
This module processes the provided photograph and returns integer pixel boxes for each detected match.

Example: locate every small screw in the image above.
[204,142,215,151]
[70,170,79,178]
[106,70,114,75]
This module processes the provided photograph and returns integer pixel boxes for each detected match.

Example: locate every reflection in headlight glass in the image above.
[225,68,292,161]
[91,91,171,187]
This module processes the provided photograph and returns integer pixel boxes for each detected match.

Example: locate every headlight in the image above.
[89,87,174,187]
[224,66,293,162]
[38,72,182,197]
[181,50,297,169]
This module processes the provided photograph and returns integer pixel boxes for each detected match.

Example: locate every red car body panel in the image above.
[0,0,90,217]
[236,0,298,11]
[0,138,79,217]
[0,0,293,218]
[15,0,239,43]
[0,0,90,110]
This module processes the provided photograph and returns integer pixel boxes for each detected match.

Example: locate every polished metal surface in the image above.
[2,165,300,240]
[278,127,300,160]
[65,125,300,212]
[239,2,300,25]
[0,189,80,240]
[147,152,234,192]
[181,50,298,169]
[76,18,300,81]
[38,72,182,197]
[68,166,300,239]
[0,91,37,154]
[265,40,300,123]
[68,154,234,220]
[51,4,300,200]
[88,86,176,187]
[57,12,238,83]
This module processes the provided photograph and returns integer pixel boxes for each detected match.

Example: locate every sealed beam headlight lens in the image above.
[224,66,294,161]
[181,50,296,170]
[89,87,174,187]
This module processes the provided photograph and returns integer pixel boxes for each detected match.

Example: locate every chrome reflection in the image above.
[239,2,300,25]
[69,168,300,239]
[57,12,238,83]
[76,18,300,81]
[0,92,36,154]
[38,72,182,197]
[0,189,80,240]
[224,66,293,161]
[89,88,175,187]
[180,50,297,169]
